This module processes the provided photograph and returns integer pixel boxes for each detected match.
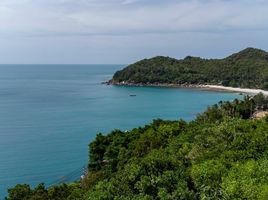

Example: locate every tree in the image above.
[6,184,31,200]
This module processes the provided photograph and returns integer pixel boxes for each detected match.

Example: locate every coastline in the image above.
[105,81,268,95]
[202,85,268,95]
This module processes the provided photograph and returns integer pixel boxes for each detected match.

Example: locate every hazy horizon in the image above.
[0,0,268,64]
[0,46,266,65]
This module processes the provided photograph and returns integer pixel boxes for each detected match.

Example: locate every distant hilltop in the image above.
[109,47,268,90]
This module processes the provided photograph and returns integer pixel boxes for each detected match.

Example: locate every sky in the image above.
[0,0,268,64]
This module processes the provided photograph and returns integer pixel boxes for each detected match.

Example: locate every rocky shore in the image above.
[104,80,268,95]
[104,80,209,89]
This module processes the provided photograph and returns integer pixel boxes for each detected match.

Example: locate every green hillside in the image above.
[5,93,268,200]
[111,48,268,89]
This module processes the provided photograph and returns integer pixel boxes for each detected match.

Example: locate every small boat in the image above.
[129,94,136,97]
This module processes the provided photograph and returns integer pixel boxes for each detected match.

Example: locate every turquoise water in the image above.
[0,64,241,197]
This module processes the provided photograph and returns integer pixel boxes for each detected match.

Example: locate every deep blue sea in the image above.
[0,64,241,197]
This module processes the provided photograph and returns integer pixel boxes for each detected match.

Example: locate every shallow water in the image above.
[0,64,241,197]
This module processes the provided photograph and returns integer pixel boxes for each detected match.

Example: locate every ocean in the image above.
[0,64,241,197]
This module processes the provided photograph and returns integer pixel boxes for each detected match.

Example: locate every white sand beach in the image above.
[203,85,268,95]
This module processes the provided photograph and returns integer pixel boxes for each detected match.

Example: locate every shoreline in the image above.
[202,85,268,95]
[105,81,268,95]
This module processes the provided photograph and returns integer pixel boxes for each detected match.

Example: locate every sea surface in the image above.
[0,64,241,197]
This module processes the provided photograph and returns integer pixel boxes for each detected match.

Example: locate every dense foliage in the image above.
[112,48,268,89]
[5,94,268,200]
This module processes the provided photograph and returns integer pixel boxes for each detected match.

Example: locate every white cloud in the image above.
[0,0,268,63]
[122,0,141,5]
[0,0,268,37]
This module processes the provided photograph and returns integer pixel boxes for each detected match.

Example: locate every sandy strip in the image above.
[202,85,268,95]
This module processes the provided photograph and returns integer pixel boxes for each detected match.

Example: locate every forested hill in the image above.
[111,47,268,89]
[5,93,268,199]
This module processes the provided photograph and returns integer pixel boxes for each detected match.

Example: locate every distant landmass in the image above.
[109,47,268,90]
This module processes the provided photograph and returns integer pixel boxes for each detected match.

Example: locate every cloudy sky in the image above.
[0,0,268,64]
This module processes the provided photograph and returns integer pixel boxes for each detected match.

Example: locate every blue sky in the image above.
[0,0,268,64]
